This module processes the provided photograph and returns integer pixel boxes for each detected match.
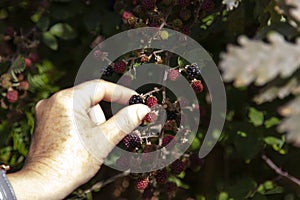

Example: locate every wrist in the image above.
[7,168,51,200]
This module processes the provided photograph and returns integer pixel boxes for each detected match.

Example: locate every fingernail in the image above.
[137,105,151,121]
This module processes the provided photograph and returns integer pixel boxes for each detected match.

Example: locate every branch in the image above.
[262,154,300,186]
[83,170,130,194]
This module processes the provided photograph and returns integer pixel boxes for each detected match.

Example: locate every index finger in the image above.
[74,79,138,108]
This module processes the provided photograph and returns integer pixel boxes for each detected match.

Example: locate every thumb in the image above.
[98,104,150,145]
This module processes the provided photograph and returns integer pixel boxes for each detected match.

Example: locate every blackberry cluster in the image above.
[122,133,141,151]
[129,94,144,105]
[186,63,201,78]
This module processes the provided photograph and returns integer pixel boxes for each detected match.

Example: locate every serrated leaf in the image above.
[220,32,300,87]
[42,32,58,50]
[278,96,300,147]
[283,0,300,23]
[10,56,25,81]
[49,23,77,40]
[254,78,300,104]
[248,107,264,127]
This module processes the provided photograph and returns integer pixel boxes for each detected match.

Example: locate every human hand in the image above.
[7,79,150,200]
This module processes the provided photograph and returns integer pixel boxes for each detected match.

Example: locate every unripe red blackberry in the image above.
[170,159,185,174]
[191,79,203,93]
[162,135,175,147]
[141,0,156,10]
[6,90,18,103]
[123,133,141,151]
[129,94,144,105]
[146,96,158,108]
[25,58,32,68]
[186,63,201,78]
[113,61,127,73]
[168,69,180,81]
[143,112,158,123]
[155,168,168,184]
[18,81,30,90]
[136,177,149,190]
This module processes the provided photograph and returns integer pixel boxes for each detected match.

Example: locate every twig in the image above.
[262,154,300,187]
[83,170,130,194]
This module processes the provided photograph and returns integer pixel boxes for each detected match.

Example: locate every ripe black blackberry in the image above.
[129,94,144,105]
[102,66,113,76]
[123,133,141,151]
[167,111,177,120]
[186,63,201,78]
[155,168,168,184]
[170,159,185,174]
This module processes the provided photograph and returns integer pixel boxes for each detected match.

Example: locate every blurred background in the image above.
[1,0,300,199]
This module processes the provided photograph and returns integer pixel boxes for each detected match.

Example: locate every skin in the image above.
[7,79,150,200]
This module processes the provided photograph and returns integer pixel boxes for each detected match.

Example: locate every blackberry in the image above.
[191,79,204,93]
[164,182,177,193]
[162,135,175,147]
[167,111,177,120]
[6,90,18,103]
[143,112,158,123]
[146,96,158,108]
[102,66,113,76]
[136,177,149,190]
[201,0,215,11]
[25,58,32,68]
[186,63,201,78]
[142,186,154,200]
[113,61,127,73]
[129,94,144,105]
[170,159,185,174]
[168,69,180,81]
[123,133,141,151]
[141,0,156,10]
[155,168,168,184]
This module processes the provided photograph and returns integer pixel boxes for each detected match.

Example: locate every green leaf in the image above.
[10,55,25,81]
[168,176,190,189]
[0,9,8,19]
[49,23,77,40]
[264,117,280,128]
[248,107,264,127]
[264,136,284,148]
[42,32,58,50]
[37,16,50,32]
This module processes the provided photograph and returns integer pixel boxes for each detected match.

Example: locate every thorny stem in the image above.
[81,170,130,195]
[262,154,300,187]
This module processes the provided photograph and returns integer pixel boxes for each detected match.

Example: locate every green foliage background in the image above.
[1,0,300,199]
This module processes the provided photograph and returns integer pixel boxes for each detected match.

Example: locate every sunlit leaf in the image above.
[278,96,300,146]
[220,32,300,87]
[42,32,58,50]
[49,23,77,40]
[248,107,264,127]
